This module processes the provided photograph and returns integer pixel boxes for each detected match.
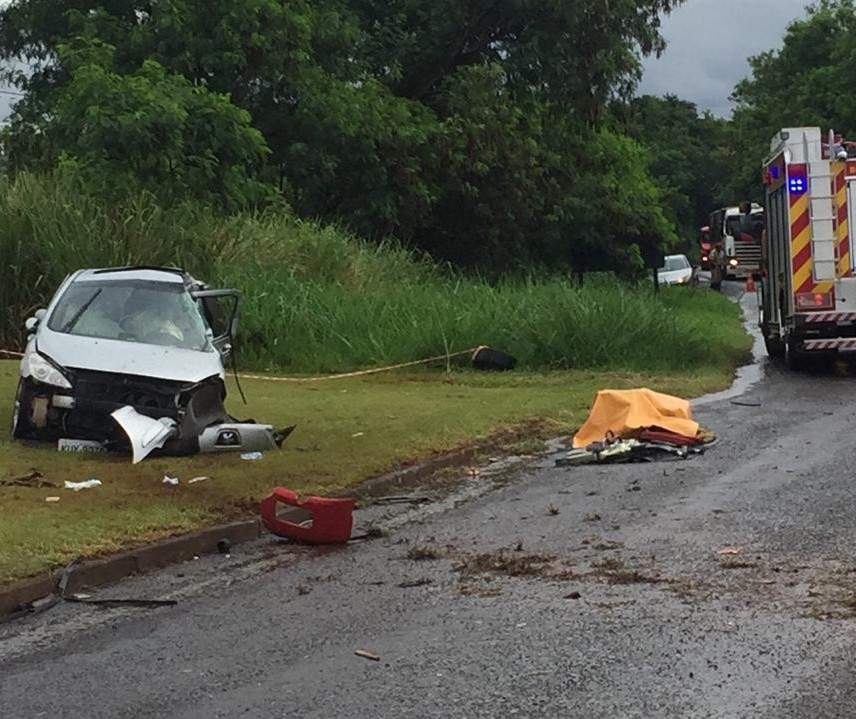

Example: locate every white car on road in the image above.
[657,254,696,286]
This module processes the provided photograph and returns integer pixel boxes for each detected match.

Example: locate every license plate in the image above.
[58,439,108,454]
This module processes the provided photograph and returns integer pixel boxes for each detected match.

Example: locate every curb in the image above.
[0,443,492,619]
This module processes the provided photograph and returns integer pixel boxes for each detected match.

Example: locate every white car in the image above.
[12,267,291,462]
[657,255,695,286]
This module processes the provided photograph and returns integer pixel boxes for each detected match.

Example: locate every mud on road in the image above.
[4,287,856,718]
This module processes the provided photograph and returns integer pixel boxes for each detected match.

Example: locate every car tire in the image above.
[11,378,33,439]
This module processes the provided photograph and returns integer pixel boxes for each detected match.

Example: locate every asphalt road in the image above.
[5,284,856,718]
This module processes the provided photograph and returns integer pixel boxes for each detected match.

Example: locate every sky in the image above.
[0,0,816,123]
[640,0,811,117]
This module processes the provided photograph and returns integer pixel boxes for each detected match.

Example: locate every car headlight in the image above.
[729,259,739,267]
[23,352,72,389]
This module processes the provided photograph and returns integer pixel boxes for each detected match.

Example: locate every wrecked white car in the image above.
[12,267,290,462]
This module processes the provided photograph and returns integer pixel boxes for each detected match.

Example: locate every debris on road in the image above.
[0,470,57,489]
[557,389,715,467]
[731,400,762,408]
[241,452,264,461]
[354,650,381,662]
[717,547,743,556]
[261,488,355,544]
[64,479,102,491]
[398,578,433,588]
[188,476,209,484]
[217,539,232,554]
[162,475,180,486]
[65,594,177,608]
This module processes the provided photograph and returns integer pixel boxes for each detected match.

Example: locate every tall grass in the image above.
[0,172,751,373]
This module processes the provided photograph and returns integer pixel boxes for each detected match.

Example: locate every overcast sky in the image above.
[640,0,811,116]
[0,0,815,123]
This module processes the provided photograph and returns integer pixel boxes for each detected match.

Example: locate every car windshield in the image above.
[661,257,690,272]
[47,279,211,351]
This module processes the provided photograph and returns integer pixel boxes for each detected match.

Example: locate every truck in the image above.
[709,204,764,279]
[760,127,856,370]
[699,226,712,270]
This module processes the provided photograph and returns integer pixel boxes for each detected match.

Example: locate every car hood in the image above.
[36,330,225,383]
[658,269,693,283]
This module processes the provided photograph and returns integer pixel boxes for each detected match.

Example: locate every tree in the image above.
[621,95,731,243]
[0,0,686,272]
[728,0,856,202]
[36,39,272,208]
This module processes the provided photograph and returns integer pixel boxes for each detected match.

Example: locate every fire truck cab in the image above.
[709,204,763,279]
[760,127,856,369]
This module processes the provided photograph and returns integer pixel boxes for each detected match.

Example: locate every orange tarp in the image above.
[573,388,699,449]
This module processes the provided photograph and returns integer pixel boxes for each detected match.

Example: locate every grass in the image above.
[0,172,751,376]
[0,359,737,586]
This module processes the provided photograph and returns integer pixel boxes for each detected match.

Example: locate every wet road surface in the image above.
[4,286,856,718]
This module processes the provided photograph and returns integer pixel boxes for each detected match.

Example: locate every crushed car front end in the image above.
[12,267,290,461]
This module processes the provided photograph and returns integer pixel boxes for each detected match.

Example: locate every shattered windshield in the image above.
[47,279,211,351]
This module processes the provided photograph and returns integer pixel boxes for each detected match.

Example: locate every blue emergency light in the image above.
[788,170,808,195]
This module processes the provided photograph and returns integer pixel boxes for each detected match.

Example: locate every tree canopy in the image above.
[0,0,687,273]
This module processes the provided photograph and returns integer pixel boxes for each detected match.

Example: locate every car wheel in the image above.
[11,378,32,439]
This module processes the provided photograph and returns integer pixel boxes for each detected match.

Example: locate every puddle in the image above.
[693,286,768,408]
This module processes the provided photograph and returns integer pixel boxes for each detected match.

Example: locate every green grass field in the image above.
[0,360,738,585]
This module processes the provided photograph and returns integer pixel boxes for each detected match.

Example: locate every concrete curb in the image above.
[0,443,492,619]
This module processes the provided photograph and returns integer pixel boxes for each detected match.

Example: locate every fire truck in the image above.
[699,226,712,270]
[709,204,764,279]
[760,127,856,369]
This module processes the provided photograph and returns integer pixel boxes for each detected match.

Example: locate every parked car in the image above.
[12,267,291,462]
[657,254,696,286]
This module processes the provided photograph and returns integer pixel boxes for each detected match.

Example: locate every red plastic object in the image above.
[260,488,355,545]
[639,429,703,446]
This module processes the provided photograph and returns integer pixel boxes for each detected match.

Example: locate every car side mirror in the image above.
[25,309,46,333]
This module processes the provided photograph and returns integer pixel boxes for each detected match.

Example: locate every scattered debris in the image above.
[467,467,481,477]
[398,578,433,589]
[407,545,443,561]
[188,476,210,484]
[0,470,57,489]
[547,503,560,516]
[261,489,355,545]
[349,526,387,542]
[565,591,582,600]
[730,400,762,408]
[65,594,177,608]
[472,346,517,372]
[64,479,102,491]
[368,495,432,506]
[354,649,381,662]
[162,475,180,486]
[45,496,61,503]
[584,512,602,523]
[514,541,524,552]
[352,432,365,438]
[217,539,232,555]
[717,547,743,556]
[456,550,572,580]
[241,452,264,461]
[297,584,312,596]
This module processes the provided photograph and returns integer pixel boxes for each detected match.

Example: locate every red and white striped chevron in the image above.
[803,338,856,351]
[803,311,856,323]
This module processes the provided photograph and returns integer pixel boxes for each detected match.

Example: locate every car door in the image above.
[192,289,242,358]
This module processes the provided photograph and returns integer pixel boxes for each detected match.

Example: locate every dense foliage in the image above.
[0,0,686,273]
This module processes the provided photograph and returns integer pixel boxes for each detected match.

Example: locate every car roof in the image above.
[72,267,188,285]
[664,254,688,260]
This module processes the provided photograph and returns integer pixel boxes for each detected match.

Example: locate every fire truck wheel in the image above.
[784,338,807,372]
[764,335,784,359]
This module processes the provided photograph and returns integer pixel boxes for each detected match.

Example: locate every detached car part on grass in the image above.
[12,267,291,463]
